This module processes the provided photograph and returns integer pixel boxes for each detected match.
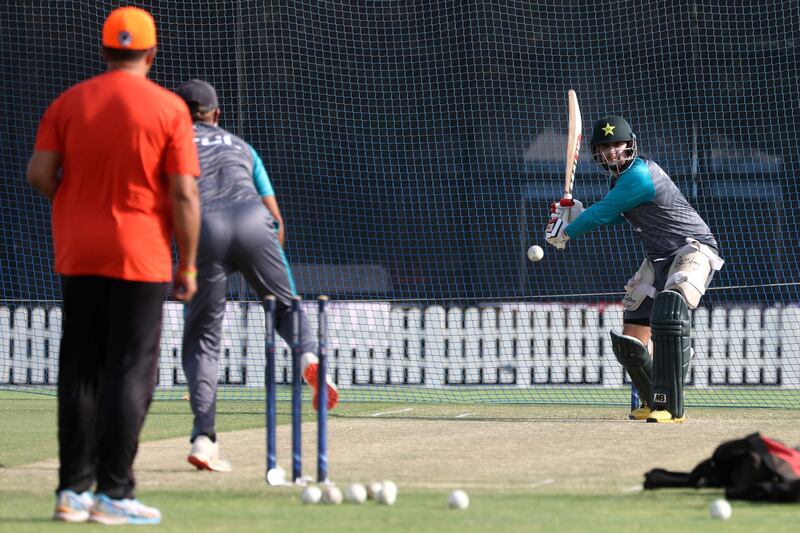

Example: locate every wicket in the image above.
[264,294,330,485]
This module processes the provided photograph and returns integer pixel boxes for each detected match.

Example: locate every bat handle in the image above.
[562,192,572,200]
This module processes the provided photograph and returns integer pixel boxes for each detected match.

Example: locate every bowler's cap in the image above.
[175,79,219,112]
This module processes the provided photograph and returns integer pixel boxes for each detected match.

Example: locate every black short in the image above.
[624,317,651,327]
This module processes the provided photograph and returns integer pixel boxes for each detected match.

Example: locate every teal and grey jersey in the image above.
[192,122,275,213]
[183,123,315,439]
[565,158,718,257]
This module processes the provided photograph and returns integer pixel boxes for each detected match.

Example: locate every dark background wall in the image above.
[1,0,798,305]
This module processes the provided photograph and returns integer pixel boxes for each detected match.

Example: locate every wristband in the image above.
[181,269,197,279]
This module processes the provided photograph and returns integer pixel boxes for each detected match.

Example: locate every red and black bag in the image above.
[644,432,800,502]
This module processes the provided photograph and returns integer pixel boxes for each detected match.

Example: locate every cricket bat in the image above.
[563,89,582,200]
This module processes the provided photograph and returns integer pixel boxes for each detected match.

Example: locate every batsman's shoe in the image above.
[53,489,94,522]
[628,405,652,421]
[301,352,339,411]
[646,409,685,424]
[89,494,161,525]
[188,435,232,472]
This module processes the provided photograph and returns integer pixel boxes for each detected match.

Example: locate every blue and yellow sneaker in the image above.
[89,494,161,525]
[628,405,651,421]
[646,409,685,424]
[53,490,94,522]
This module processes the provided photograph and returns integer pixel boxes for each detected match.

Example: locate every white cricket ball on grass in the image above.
[448,490,470,510]
[301,486,322,504]
[344,483,367,504]
[266,466,287,486]
[366,481,383,500]
[527,245,544,262]
[321,485,343,505]
[377,480,398,505]
[709,498,732,520]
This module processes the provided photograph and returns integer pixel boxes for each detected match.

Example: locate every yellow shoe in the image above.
[646,409,685,424]
[628,405,651,421]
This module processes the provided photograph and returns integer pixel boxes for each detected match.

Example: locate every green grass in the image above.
[2,487,799,532]
[0,392,388,467]
[7,384,800,408]
[3,391,800,532]
[226,385,800,409]
[4,388,797,468]
[0,395,263,467]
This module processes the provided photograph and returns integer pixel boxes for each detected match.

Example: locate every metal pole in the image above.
[291,296,302,483]
[317,296,329,483]
[264,296,277,477]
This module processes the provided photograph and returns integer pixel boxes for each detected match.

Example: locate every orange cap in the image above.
[102,7,157,50]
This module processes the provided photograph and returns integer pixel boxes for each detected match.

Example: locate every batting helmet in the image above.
[590,116,638,172]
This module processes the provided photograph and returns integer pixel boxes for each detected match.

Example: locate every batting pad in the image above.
[651,290,692,419]
[610,330,653,408]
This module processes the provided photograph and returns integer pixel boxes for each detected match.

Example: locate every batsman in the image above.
[545,116,724,423]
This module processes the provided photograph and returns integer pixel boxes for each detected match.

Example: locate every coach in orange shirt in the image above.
[27,7,200,526]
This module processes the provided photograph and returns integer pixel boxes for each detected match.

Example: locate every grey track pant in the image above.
[182,203,316,441]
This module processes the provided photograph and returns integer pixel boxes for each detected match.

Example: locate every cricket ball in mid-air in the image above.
[527,245,544,262]
[709,499,732,520]
[448,490,470,510]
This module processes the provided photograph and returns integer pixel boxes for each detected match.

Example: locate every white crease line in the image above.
[370,408,414,417]
[622,484,644,493]
[530,479,555,488]
[455,412,476,418]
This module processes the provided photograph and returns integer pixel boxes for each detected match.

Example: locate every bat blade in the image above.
[563,89,582,200]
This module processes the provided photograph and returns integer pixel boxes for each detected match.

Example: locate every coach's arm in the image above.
[27,151,61,200]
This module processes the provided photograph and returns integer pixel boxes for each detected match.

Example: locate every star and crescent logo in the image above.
[602,122,616,136]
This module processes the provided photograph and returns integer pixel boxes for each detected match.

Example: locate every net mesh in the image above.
[2,0,799,406]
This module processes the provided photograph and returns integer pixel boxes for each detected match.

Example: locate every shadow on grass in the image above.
[0,517,54,524]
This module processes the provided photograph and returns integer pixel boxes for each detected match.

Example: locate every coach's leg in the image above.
[95,280,165,499]
[647,290,692,424]
[56,276,107,514]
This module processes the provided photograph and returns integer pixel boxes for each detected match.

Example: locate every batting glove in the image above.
[545,218,570,250]
[550,198,584,224]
